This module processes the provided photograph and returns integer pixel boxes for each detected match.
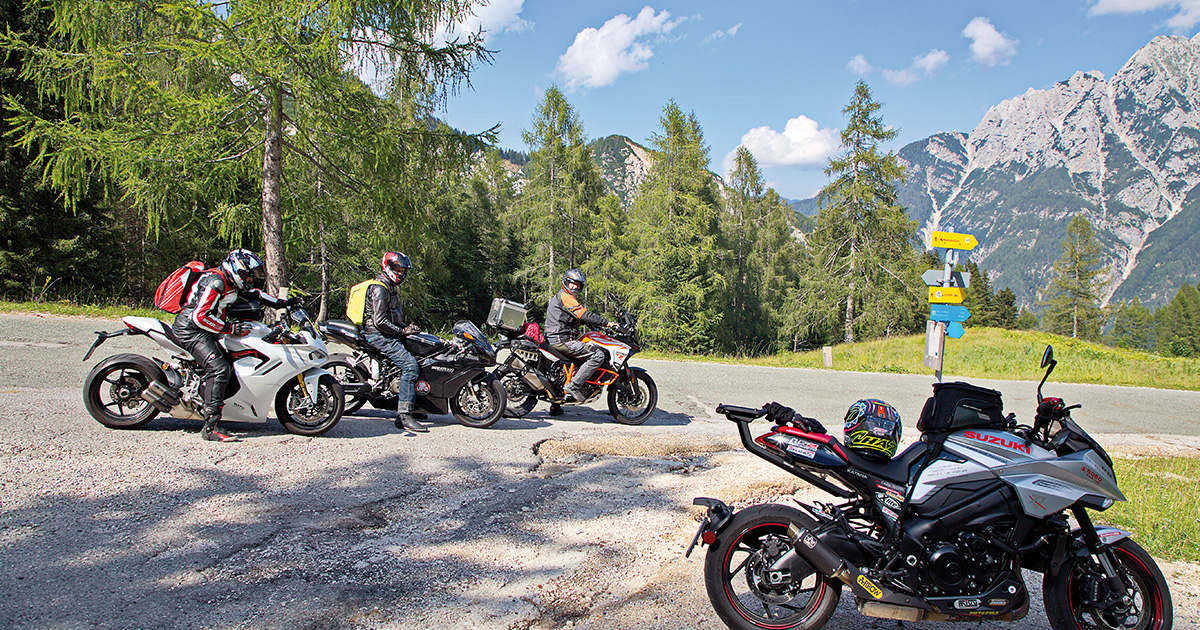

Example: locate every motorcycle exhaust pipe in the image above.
[141,380,180,413]
[521,367,552,392]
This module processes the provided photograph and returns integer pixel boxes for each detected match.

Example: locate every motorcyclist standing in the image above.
[362,252,427,434]
[544,269,618,404]
[173,249,296,442]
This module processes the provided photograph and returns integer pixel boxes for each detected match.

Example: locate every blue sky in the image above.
[425,0,1200,200]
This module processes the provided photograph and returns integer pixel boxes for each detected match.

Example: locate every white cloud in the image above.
[702,22,743,44]
[881,48,948,87]
[437,0,531,45]
[727,115,840,173]
[882,68,920,87]
[1089,0,1200,30]
[914,49,950,73]
[846,54,872,75]
[962,17,1018,67]
[557,7,683,91]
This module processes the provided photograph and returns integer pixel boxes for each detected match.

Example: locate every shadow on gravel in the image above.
[0,429,702,630]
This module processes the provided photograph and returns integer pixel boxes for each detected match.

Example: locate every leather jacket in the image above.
[362,273,407,337]
[545,288,606,343]
[175,270,284,335]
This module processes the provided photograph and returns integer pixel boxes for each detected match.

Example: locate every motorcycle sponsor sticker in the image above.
[1081,465,1104,486]
[429,365,454,373]
[857,574,883,599]
[962,430,1032,454]
[846,468,869,479]
[879,506,899,522]
[988,598,1008,607]
[415,381,431,395]
[1097,529,1127,544]
[875,492,902,511]
[953,598,981,610]
[786,441,819,459]
[801,533,818,549]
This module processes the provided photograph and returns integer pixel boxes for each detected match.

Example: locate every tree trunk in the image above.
[261,86,287,297]
[844,242,857,344]
[317,217,329,322]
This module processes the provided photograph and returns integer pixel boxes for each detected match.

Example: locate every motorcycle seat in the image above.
[839,439,929,486]
[537,340,576,363]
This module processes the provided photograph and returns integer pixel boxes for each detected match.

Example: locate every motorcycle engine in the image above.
[386,376,403,395]
[919,531,1009,596]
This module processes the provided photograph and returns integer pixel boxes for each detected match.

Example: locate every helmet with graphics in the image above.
[222,249,267,291]
[843,398,902,461]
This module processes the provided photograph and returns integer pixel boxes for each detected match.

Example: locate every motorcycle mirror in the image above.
[1037,345,1057,403]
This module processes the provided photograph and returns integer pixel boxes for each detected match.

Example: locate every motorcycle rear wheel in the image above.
[607,369,657,425]
[82,354,162,429]
[276,375,344,436]
[323,353,368,415]
[499,371,538,418]
[1043,537,1172,630]
[704,504,840,630]
[451,375,507,428]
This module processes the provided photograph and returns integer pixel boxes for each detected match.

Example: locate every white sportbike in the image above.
[82,303,344,436]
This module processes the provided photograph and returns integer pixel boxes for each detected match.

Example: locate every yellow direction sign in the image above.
[929,286,965,304]
[931,231,978,250]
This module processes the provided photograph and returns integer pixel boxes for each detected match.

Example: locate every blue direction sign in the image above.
[930,304,971,323]
[947,322,966,339]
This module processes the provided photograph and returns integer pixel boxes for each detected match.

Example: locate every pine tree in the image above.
[1043,214,1106,340]
[722,146,770,351]
[626,101,727,352]
[811,81,919,343]
[992,288,1020,329]
[2,0,492,295]
[1108,298,1155,350]
[1156,283,1200,356]
[965,260,995,327]
[515,85,607,300]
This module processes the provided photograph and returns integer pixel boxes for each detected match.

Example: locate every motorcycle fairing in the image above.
[122,316,193,360]
[219,324,332,422]
[579,331,632,366]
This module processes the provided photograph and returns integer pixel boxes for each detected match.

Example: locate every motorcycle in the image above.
[317,319,507,428]
[688,345,1172,630]
[491,309,657,425]
[82,302,345,436]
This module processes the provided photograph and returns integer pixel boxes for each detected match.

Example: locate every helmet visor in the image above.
[245,265,267,290]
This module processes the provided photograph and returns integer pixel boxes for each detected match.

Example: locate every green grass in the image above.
[1100,457,1200,562]
[641,327,1200,391]
[0,300,169,321]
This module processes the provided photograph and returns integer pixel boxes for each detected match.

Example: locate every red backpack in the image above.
[153,261,209,314]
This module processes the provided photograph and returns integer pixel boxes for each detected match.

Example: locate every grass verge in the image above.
[0,300,168,321]
[642,327,1200,391]
[1100,456,1200,563]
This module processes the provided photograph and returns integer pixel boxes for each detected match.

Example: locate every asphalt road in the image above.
[1,312,1197,630]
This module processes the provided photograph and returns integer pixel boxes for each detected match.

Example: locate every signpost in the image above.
[924,229,978,380]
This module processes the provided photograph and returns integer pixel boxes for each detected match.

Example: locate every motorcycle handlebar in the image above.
[715,404,765,423]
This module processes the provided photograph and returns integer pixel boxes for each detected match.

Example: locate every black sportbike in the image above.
[318,319,507,428]
[688,346,1172,630]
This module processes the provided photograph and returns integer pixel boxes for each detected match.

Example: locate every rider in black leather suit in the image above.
[362,252,426,433]
[172,249,293,442]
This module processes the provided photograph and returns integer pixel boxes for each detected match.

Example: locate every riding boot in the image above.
[411,410,428,420]
[200,409,240,443]
[549,403,564,416]
[395,402,428,433]
[564,382,587,403]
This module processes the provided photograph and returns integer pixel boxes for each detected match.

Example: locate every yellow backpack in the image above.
[346,279,386,325]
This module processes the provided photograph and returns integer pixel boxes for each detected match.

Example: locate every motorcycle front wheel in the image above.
[703,504,841,630]
[1043,537,1172,630]
[607,369,657,425]
[451,374,507,428]
[499,370,538,418]
[276,374,344,436]
[82,353,162,429]
[323,353,368,415]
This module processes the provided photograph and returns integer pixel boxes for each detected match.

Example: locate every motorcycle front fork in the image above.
[1072,507,1134,612]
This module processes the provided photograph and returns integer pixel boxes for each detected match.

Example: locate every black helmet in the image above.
[843,399,902,461]
[222,249,267,291]
[382,251,412,285]
[562,268,586,296]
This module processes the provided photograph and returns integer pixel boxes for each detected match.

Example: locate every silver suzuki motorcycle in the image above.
[688,345,1172,630]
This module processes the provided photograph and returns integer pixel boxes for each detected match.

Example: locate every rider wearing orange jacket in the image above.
[544,269,617,403]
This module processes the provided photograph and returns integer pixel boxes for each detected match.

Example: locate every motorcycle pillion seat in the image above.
[840,438,930,486]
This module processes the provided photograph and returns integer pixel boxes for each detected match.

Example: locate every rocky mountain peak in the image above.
[898,34,1200,309]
